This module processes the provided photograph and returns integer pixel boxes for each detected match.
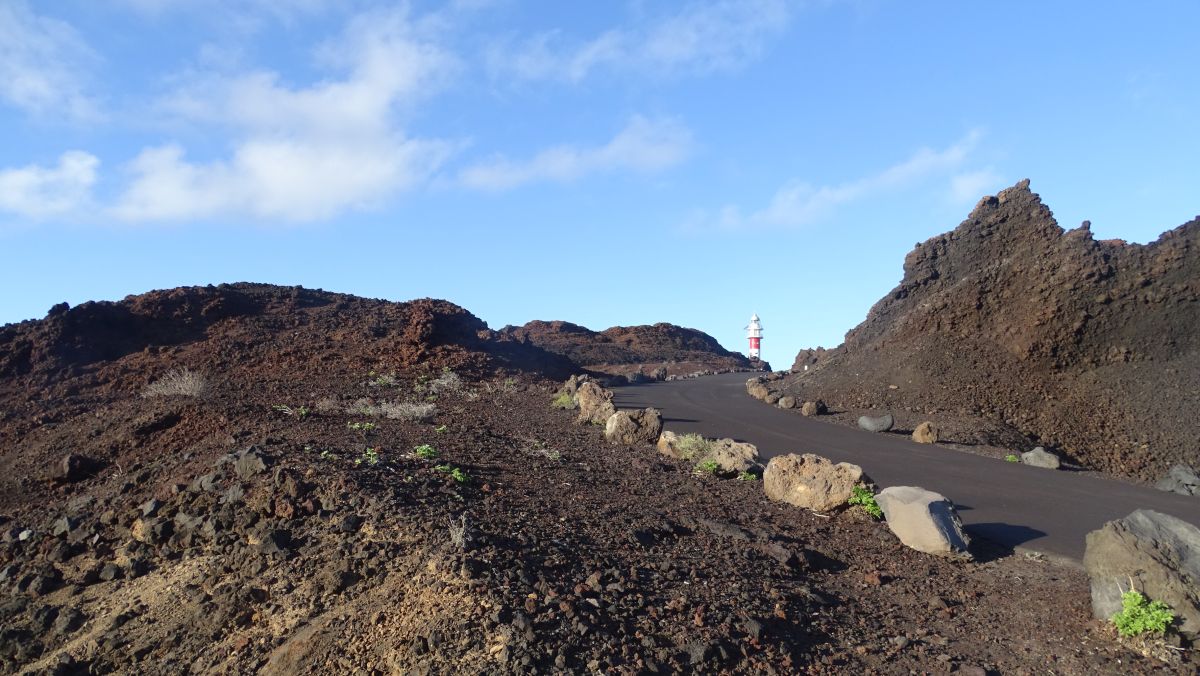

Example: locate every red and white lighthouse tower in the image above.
[746,313,762,360]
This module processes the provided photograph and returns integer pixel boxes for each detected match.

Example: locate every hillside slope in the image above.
[782,180,1200,480]
[499,320,763,380]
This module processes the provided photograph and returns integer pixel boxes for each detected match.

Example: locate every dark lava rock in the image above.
[57,454,97,483]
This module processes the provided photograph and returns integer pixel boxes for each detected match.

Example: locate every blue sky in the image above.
[2,1,1197,368]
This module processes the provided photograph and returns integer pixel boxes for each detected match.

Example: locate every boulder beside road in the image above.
[1083,509,1200,636]
[875,486,972,560]
[763,453,865,513]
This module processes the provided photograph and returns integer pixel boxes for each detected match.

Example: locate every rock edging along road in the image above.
[613,372,1200,564]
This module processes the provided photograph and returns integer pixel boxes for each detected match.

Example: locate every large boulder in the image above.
[1083,509,1200,635]
[746,379,770,400]
[764,391,782,405]
[604,408,663,446]
[800,400,826,417]
[576,381,616,425]
[912,422,939,444]
[1021,447,1061,469]
[857,413,894,433]
[876,486,972,560]
[777,396,796,410]
[1155,465,1200,497]
[763,453,865,513]
[706,439,760,475]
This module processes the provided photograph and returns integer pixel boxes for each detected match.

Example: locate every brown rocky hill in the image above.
[499,320,763,380]
[782,180,1199,481]
[0,281,1186,673]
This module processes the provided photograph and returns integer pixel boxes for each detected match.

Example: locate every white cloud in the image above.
[949,168,1005,204]
[695,130,987,230]
[114,6,459,223]
[0,151,99,219]
[488,0,791,82]
[458,116,692,191]
[0,2,98,119]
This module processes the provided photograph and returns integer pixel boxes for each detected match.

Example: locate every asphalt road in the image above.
[613,372,1200,564]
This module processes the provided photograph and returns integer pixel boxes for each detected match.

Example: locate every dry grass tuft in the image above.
[142,368,207,398]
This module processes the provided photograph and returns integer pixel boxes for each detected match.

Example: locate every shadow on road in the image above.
[966,523,1047,562]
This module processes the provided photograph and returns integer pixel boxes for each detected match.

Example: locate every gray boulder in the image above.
[763,453,865,513]
[777,396,796,410]
[604,408,663,446]
[1021,447,1061,469]
[876,486,972,560]
[1155,464,1200,497]
[857,413,894,433]
[1083,509,1200,635]
[576,381,616,425]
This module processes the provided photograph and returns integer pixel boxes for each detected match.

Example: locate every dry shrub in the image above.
[345,398,381,417]
[314,396,342,414]
[382,401,437,423]
[430,371,463,395]
[142,368,207,398]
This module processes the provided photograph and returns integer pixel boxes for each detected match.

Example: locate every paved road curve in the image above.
[613,372,1200,564]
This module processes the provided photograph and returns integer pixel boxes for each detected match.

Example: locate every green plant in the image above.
[320,448,334,461]
[414,444,439,460]
[695,459,721,475]
[435,464,470,483]
[272,404,310,419]
[367,371,399,387]
[348,421,377,437]
[551,391,576,410]
[435,424,448,434]
[1004,453,1020,462]
[355,447,381,467]
[1111,589,1175,637]
[848,485,883,519]
[737,471,758,481]
[676,433,713,461]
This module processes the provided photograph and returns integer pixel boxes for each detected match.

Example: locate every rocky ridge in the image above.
[781,180,1199,481]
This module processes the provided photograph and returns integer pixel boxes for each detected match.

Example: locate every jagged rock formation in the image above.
[784,180,1199,481]
[500,320,760,379]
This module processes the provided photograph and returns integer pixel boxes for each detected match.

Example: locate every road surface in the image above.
[613,372,1200,564]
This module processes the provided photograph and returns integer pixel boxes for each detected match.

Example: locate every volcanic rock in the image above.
[603,408,663,446]
[763,453,865,512]
[777,396,796,409]
[857,414,894,433]
[1155,464,1200,497]
[875,487,972,560]
[779,181,1200,480]
[745,379,770,400]
[1083,509,1200,635]
[800,401,826,417]
[912,422,939,444]
[576,382,616,425]
[1021,447,1061,469]
[706,439,760,475]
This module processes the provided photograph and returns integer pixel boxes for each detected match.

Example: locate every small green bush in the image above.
[1112,590,1175,637]
[273,404,309,419]
[414,444,439,460]
[551,391,576,410]
[737,471,758,482]
[1004,454,1020,463]
[677,433,713,461]
[695,459,721,475]
[435,464,470,483]
[355,447,381,466]
[848,484,883,519]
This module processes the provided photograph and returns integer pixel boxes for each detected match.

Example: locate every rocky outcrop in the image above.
[875,487,972,560]
[777,181,1200,481]
[1083,510,1200,635]
[499,320,756,377]
[576,381,616,425]
[763,453,865,513]
[603,408,663,446]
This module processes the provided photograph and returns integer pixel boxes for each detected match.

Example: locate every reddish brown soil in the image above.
[0,283,1189,673]
[783,180,1200,482]
[500,320,767,380]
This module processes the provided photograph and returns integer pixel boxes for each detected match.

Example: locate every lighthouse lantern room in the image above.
[746,314,763,360]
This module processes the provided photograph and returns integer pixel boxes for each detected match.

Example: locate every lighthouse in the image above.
[746,313,763,360]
